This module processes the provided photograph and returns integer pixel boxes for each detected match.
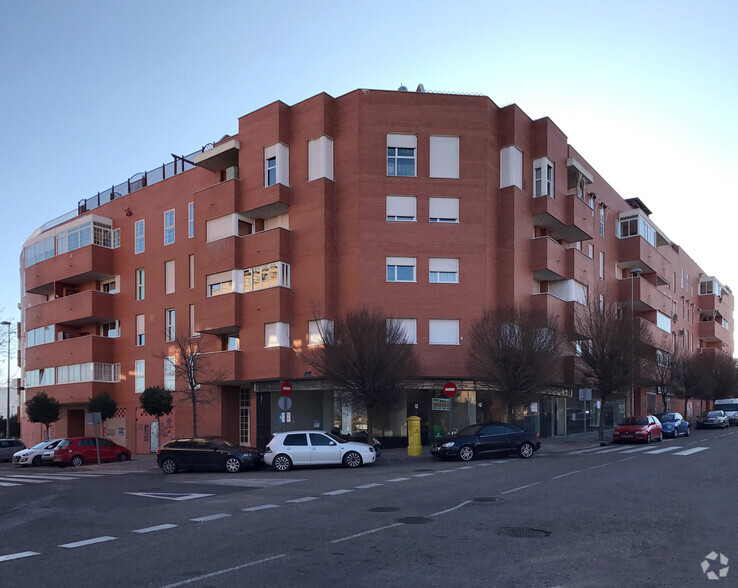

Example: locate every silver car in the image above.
[0,439,26,462]
[12,439,61,466]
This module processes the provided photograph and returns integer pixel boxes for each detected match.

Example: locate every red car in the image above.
[53,437,131,467]
[612,416,663,444]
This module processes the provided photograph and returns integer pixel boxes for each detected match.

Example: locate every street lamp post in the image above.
[630,269,643,417]
[1,321,11,439]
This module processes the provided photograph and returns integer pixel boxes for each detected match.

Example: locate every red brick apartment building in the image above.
[17,87,734,453]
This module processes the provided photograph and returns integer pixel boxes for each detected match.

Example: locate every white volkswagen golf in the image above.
[265,430,376,471]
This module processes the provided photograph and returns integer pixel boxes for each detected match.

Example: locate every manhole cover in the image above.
[397,517,432,525]
[498,527,551,538]
[368,506,400,513]
[473,497,501,503]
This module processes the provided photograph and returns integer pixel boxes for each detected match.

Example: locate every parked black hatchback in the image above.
[431,423,541,460]
[156,436,263,474]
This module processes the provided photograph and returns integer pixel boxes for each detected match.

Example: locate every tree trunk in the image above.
[192,394,198,436]
[45,424,50,441]
[366,407,374,449]
[157,415,161,450]
[598,393,608,443]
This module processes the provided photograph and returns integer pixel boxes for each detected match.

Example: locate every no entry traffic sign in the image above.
[281,381,292,396]
[443,382,457,397]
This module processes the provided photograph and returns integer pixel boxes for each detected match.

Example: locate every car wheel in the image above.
[70,455,83,467]
[458,445,475,462]
[685,426,690,437]
[519,442,535,459]
[658,432,663,442]
[343,451,363,468]
[646,433,652,444]
[32,455,42,466]
[272,454,292,472]
[225,457,242,473]
[116,452,128,462]
[160,457,178,474]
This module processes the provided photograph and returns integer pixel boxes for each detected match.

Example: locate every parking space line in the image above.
[501,482,540,495]
[323,489,353,496]
[133,524,177,534]
[59,536,117,549]
[619,456,637,462]
[0,551,40,562]
[160,555,286,588]
[355,483,381,489]
[589,463,612,470]
[286,497,318,503]
[674,447,709,456]
[191,514,232,522]
[243,504,280,512]
[551,470,580,480]
[386,477,410,482]
[331,523,403,544]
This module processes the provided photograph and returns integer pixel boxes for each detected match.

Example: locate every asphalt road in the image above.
[0,428,736,587]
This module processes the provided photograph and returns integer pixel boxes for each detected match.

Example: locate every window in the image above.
[54,220,113,256]
[310,433,334,446]
[599,251,604,280]
[243,262,290,292]
[308,136,334,181]
[389,318,417,344]
[588,243,594,259]
[226,333,240,351]
[429,258,459,283]
[386,196,416,221]
[599,206,605,237]
[135,268,145,300]
[429,197,459,223]
[429,319,459,345]
[164,209,175,245]
[190,304,198,338]
[135,220,145,254]
[135,360,145,393]
[101,277,117,294]
[164,356,175,390]
[283,433,307,446]
[265,322,290,348]
[429,136,459,178]
[102,320,120,338]
[533,157,554,198]
[265,157,276,186]
[308,319,334,346]
[386,257,416,282]
[27,325,54,348]
[617,215,656,247]
[499,145,523,189]
[387,134,417,177]
[208,279,233,297]
[189,255,195,289]
[188,202,194,238]
[136,314,145,346]
[165,309,175,341]
[165,260,175,294]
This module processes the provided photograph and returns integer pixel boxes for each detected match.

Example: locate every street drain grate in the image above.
[473,497,501,503]
[397,517,432,525]
[368,507,400,513]
[498,527,551,538]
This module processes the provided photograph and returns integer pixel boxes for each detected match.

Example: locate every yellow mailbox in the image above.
[407,415,422,456]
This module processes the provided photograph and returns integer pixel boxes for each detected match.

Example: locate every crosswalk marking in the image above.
[0,482,21,487]
[613,446,653,454]
[0,476,49,484]
[596,446,631,454]
[568,444,712,457]
[674,447,709,456]
[644,447,679,454]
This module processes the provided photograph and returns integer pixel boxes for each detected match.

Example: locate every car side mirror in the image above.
[329,441,336,446]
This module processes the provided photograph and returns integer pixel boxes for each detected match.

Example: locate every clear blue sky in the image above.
[1,0,736,350]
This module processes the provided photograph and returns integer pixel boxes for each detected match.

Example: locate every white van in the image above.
[714,398,738,425]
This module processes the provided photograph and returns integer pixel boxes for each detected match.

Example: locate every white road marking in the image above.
[386,477,410,482]
[355,483,381,489]
[331,523,403,544]
[243,504,280,512]
[59,536,117,549]
[0,482,21,487]
[589,463,612,470]
[596,447,630,454]
[286,497,318,503]
[476,462,492,466]
[323,489,353,496]
[0,476,49,484]
[551,470,580,480]
[674,447,709,456]
[430,501,471,516]
[0,551,40,562]
[191,514,232,522]
[133,524,178,534]
[436,469,457,473]
[617,446,653,454]
[456,466,474,470]
[501,482,540,495]
[160,555,286,588]
[4,474,85,481]
[570,446,608,454]
[619,457,637,462]
[413,473,434,478]
[185,478,304,488]
[126,492,214,501]
[644,447,679,454]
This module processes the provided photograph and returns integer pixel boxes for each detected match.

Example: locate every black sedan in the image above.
[431,423,541,460]
[696,410,730,429]
[156,436,263,474]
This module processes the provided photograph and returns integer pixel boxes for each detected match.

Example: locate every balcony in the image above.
[196,292,242,335]
[25,335,115,369]
[531,293,577,331]
[532,239,594,283]
[25,290,115,330]
[531,193,593,243]
[617,237,669,285]
[617,277,672,316]
[243,183,291,212]
[25,246,115,296]
[29,382,116,405]
[201,350,242,385]
[636,317,670,350]
[194,178,243,218]
[698,320,730,344]
[698,293,733,318]
[238,227,291,268]
[194,139,240,171]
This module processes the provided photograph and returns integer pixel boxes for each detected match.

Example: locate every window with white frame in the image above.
[165,260,175,294]
[135,268,145,300]
[244,262,290,292]
[26,325,54,348]
[29,363,120,387]
[389,318,417,344]
[429,258,459,283]
[265,157,276,186]
[102,320,120,338]
[164,356,175,390]
[207,271,234,297]
[533,157,554,198]
[190,304,199,338]
[188,202,194,238]
[264,143,289,187]
[429,136,459,179]
[386,196,416,222]
[429,319,459,345]
[164,209,175,245]
[308,136,334,181]
[135,360,145,393]
[599,251,604,280]
[265,322,290,348]
[165,308,175,341]
[599,206,605,237]
[136,314,145,346]
[386,257,416,282]
[387,134,417,177]
[135,219,145,254]
[429,197,459,222]
[189,255,195,289]
[308,319,334,346]
[101,277,118,294]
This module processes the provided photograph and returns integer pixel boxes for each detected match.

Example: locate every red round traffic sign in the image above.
[281,381,292,396]
[443,382,457,398]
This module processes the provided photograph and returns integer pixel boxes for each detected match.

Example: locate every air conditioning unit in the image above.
[697,347,703,354]
[672,313,679,321]
[225,166,239,181]
[679,329,686,336]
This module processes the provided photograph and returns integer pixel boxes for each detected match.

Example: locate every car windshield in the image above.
[707,411,724,418]
[326,432,347,444]
[715,403,738,412]
[659,414,677,422]
[455,425,485,436]
[620,417,648,426]
[30,441,50,450]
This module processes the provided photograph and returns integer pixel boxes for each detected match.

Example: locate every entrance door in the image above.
[150,421,159,452]
[256,393,272,449]
[68,410,85,437]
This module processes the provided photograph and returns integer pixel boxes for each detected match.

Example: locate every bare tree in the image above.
[672,351,713,419]
[467,306,563,423]
[647,348,679,413]
[157,328,223,436]
[575,286,654,442]
[297,308,421,445]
